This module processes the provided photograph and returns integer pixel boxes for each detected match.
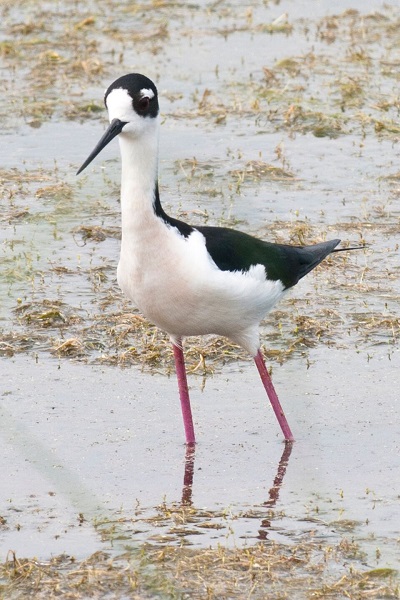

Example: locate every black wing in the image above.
[196,225,340,289]
[153,187,341,289]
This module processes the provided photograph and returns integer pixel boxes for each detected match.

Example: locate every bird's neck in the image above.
[118,128,160,232]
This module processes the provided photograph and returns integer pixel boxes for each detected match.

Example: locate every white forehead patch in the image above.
[140,88,154,99]
[106,88,133,121]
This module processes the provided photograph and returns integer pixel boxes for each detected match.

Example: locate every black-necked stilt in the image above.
[77,73,358,444]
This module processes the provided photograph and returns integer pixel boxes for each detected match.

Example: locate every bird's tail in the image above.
[331,244,366,253]
[290,239,365,286]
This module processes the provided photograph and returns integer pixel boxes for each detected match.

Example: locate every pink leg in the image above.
[254,350,294,441]
[172,339,196,445]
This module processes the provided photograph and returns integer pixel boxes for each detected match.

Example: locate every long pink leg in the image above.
[254,350,294,441]
[172,339,196,444]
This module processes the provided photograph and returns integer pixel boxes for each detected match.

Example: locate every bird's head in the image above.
[77,73,159,175]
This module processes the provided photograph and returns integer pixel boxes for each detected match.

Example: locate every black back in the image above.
[153,186,340,289]
[198,226,340,289]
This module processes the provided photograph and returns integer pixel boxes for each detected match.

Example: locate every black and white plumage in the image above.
[77,73,356,444]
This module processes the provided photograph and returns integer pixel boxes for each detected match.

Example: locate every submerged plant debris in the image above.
[0,538,398,600]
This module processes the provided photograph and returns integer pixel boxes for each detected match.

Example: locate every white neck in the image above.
[118,117,160,232]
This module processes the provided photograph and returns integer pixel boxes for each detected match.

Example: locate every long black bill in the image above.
[76,118,127,175]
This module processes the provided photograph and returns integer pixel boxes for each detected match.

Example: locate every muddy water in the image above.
[0,0,399,580]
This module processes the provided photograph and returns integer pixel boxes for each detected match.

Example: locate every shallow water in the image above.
[1,347,399,567]
[1,0,399,585]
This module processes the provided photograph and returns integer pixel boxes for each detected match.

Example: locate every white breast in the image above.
[117,225,285,355]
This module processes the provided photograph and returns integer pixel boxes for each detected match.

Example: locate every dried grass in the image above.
[1,541,398,600]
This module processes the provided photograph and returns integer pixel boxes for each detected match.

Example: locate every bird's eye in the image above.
[138,96,150,111]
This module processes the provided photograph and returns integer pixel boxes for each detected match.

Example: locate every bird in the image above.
[77,73,359,445]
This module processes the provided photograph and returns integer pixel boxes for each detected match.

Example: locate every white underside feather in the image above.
[118,226,285,356]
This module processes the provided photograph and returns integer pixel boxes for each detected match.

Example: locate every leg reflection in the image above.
[258,440,293,540]
[181,443,196,506]
[264,440,293,508]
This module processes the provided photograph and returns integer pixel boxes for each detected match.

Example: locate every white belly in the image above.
[117,226,285,355]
